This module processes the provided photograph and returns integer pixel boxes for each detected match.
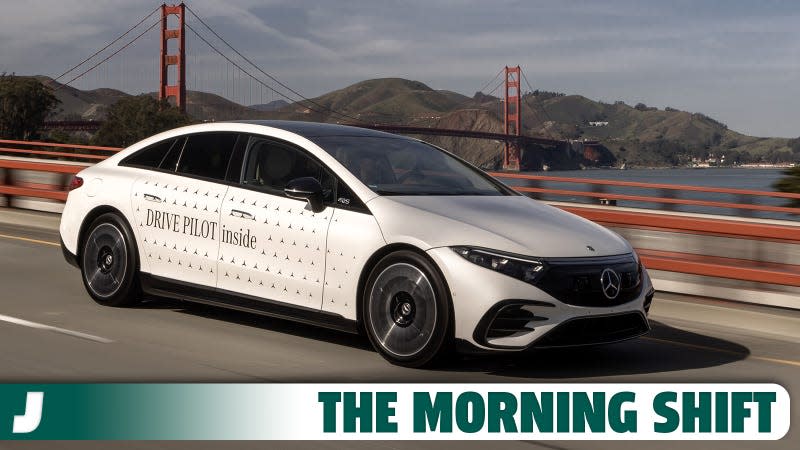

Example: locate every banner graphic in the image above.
[0,383,789,440]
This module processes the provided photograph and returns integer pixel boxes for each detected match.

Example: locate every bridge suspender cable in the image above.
[54,19,162,92]
[183,4,369,125]
[439,67,506,116]
[51,5,161,84]
[183,21,364,124]
[182,22,341,120]
[520,70,555,126]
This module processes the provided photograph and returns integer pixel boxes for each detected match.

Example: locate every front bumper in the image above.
[427,247,653,352]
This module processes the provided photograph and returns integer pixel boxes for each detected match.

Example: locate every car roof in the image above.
[229,120,407,140]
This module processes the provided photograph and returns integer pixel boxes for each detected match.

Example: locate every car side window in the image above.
[242,137,332,199]
[158,137,186,172]
[176,133,238,181]
[120,138,178,169]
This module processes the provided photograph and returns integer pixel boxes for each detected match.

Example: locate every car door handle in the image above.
[230,209,254,219]
[143,193,162,202]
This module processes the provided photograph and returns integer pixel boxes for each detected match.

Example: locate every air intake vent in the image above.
[485,304,547,339]
[535,312,649,347]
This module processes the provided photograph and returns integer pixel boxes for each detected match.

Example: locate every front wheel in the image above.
[80,213,140,307]
[363,250,452,367]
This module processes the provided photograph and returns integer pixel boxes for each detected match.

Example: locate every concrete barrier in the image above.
[546,201,800,310]
[8,168,69,213]
[0,156,91,214]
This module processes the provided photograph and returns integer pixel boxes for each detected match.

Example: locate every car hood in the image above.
[367,195,632,258]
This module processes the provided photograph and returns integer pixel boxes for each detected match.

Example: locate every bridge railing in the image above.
[1,141,799,297]
[489,171,800,295]
[0,140,108,203]
[489,171,800,218]
[0,139,120,162]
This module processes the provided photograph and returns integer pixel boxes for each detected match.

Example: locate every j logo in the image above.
[13,392,43,434]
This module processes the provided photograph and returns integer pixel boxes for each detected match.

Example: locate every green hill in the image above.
[38,75,793,168]
[518,94,791,166]
[287,78,466,123]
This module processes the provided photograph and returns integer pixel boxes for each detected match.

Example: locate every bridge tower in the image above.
[159,3,186,113]
[503,66,522,171]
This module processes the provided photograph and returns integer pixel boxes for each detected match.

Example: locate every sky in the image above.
[2,0,799,137]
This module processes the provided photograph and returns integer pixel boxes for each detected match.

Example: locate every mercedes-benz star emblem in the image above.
[600,268,621,300]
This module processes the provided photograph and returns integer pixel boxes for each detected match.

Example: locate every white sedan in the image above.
[59,121,653,367]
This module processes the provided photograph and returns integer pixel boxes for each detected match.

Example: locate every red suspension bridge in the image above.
[42,3,566,171]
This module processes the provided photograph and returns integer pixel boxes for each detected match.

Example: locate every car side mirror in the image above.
[285,177,325,213]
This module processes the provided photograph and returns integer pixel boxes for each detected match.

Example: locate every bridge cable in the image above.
[521,70,554,124]
[475,68,505,97]
[183,21,299,107]
[51,5,160,83]
[441,68,505,115]
[486,76,506,98]
[183,4,369,124]
[413,68,506,130]
[54,19,161,91]
[477,75,506,122]
[184,22,338,119]
[185,5,366,124]
[184,21,361,121]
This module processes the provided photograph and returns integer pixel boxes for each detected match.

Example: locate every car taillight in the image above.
[68,176,84,191]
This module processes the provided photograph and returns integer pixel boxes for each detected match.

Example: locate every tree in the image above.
[93,95,192,147]
[773,166,800,207]
[0,74,59,139]
[787,137,800,154]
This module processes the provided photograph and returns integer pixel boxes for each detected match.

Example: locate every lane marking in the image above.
[0,314,113,344]
[0,233,59,247]
[643,336,800,368]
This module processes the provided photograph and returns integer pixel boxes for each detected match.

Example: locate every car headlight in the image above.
[451,246,546,285]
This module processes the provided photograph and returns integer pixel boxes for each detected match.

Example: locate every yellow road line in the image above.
[0,233,59,247]
[643,336,800,368]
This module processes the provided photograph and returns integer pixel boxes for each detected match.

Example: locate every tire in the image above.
[363,250,452,367]
[80,213,140,307]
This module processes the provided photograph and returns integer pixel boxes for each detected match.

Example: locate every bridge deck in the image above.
[0,210,798,448]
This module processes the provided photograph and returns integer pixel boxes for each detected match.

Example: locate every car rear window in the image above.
[120,138,178,169]
[176,133,238,181]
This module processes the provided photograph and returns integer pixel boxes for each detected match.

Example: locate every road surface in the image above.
[0,212,797,449]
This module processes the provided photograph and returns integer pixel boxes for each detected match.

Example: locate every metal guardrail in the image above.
[489,172,800,215]
[0,140,115,201]
[0,139,120,161]
[1,140,799,288]
[557,205,800,287]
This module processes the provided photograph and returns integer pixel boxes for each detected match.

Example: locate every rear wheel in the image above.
[363,250,452,367]
[80,213,140,307]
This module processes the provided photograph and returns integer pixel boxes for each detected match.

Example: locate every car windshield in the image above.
[310,136,511,196]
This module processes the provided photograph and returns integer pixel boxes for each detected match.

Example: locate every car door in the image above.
[217,135,333,309]
[129,132,238,288]
[320,182,386,320]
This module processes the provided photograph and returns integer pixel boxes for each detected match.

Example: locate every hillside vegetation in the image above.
[39,75,794,169]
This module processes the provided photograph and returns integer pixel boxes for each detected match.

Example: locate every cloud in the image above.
[2,0,799,136]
